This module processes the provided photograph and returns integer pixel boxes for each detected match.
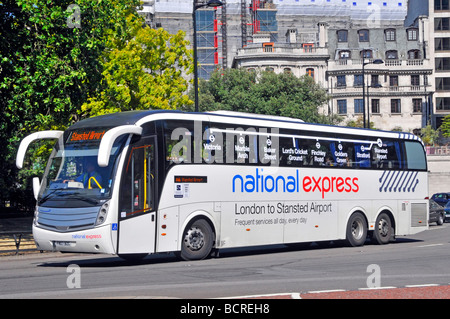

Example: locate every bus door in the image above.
[118,136,157,254]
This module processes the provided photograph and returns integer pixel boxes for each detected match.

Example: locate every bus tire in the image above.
[346,212,367,247]
[179,218,214,261]
[372,212,392,245]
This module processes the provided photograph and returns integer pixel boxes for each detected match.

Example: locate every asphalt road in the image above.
[0,222,449,299]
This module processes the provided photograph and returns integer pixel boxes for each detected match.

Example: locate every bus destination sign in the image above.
[68,130,106,142]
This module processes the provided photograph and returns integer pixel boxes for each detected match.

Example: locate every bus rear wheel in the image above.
[346,212,367,247]
[372,212,392,245]
[179,219,214,261]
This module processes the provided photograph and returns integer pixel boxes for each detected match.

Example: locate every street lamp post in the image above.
[367,82,382,128]
[362,56,384,128]
[193,0,223,112]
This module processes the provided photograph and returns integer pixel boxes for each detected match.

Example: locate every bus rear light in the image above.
[161,233,166,236]
[162,224,166,229]
[246,228,251,231]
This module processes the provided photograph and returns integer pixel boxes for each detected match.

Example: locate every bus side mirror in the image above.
[33,177,40,201]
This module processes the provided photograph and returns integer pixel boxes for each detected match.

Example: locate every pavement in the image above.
[0,216,36,255]
[234,285,450,299]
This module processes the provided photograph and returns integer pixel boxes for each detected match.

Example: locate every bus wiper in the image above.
[39,188,67,205]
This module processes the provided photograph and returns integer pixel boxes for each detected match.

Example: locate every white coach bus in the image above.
[16,110,428,260]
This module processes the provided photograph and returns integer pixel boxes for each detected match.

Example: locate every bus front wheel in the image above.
[179,218,214,261]
[346,212,367,247]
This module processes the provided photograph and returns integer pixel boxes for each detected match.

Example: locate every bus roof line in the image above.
[126,110,422,143]
[16,130,64,169]
[98,125,143,167]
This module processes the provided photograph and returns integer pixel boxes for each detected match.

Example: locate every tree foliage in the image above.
[80,16,193,117]
[421,124,440,146]
[440,115,450,139]
[0,0,193,209]
[182,68,334,124]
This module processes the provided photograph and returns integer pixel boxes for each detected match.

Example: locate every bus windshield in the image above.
[39,129,127,207]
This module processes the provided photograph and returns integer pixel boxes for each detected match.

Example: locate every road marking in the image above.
[222,292,299,299]
[307,289,346,294]
[358,287,397,291]
[405,284,440,288]
[417,243,444,248]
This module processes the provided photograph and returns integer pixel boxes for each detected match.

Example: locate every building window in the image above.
[354,74,363,87]
[263,42,274,52]
[385,29,396,41]
[435,0,450,11]
[283,68,292,74]
[338,50,351,60]
[408,49,421,60]
[354,99,364,114]
[386,50,398,60]
[435,17,450,30]
[371,99,380,114]
[337,100,347,114]
[436,97,450,110]
[411,75,420,86]
[306,68,315,79]
[413,99,423,113]
[436,77,450,91]
[337,30,348,42]
[435,37,450,51]
[360,49,373,59]
[358,29,370,42]
[371,74,380,86]
[391,99,401,114]
[436,57,450,71]
[303,43,314,53]
[390,75,399,87]
[336,75,346,88]
[407,28,418,41]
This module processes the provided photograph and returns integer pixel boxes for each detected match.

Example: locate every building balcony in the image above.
[330,84,432,97]
[234,46,329,59]
[328,58,431,72]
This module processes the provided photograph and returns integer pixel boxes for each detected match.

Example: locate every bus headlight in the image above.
[96,201,110,226]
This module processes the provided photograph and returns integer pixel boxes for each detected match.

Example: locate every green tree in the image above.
[440,114,450,138]
[421,124,440,146]
[0,0,140,209]
[183,69,333,124]
[345,116,376,129]
[81,16,193,117]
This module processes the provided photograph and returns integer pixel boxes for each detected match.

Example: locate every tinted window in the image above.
[405,141,427,170]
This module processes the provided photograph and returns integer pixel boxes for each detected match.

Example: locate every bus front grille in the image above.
[37,207,100,232]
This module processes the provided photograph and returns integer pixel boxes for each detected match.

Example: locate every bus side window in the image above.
[405,141,426,170]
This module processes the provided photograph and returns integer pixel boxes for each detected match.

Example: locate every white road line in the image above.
[417,243,444,248]
[358,286,397,290]
[405,284,440,288]
[307,289,346,294]
[221,292,298,299]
